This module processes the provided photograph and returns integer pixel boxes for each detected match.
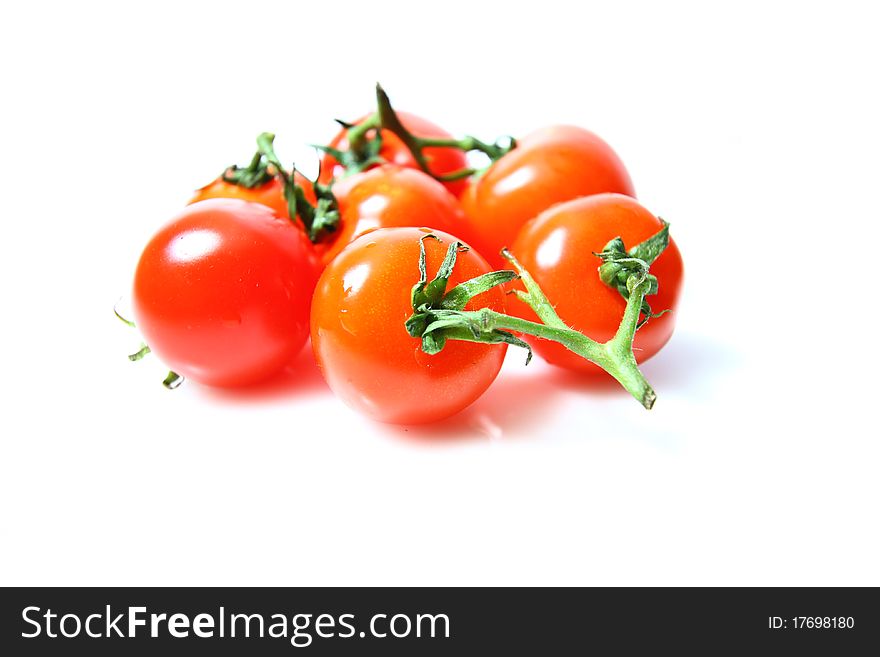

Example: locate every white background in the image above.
[2,1,878,586]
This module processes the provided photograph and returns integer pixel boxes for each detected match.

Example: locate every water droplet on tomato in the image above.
[340,309,358,336]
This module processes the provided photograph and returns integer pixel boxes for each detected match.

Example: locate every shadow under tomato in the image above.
[193,342,329,404]
[387,364,565,444]
[636,331,743,401]
[391,331,744,443]
[536,331,744,403]
[538,366,629,397]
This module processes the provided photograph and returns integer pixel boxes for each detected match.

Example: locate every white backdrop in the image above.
[1,0,878,585]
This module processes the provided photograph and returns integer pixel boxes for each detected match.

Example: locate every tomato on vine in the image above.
[336,86,634,269]
[121,86,683,417]
[460,125,635,268]
[318,114,468,197]
[310,227,508,424]
[509,193,683,372]
[311,224,666,424]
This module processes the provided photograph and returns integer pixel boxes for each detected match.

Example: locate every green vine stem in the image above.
[418,134,516,165]
[114,302,182,390]
[320,84,517,182]
[255,132,340,243]
[376,84,516,181]
[405,236,659,409]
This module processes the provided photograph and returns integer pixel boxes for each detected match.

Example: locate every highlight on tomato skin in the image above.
[310,226,507,425]
[509,193,684,373]
[318,111,470,197]
[132,198,320,387]
[459,125,635,269]
[314,165,466,266]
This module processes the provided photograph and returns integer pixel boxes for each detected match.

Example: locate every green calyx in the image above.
[255,132,340,243]
[220,150,275,189]
[405,236,527,357]
[404,236,659,410]
[314,119,386,177]
[597,221,671,328]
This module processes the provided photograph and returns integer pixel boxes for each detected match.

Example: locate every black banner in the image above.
[1,587,876,654]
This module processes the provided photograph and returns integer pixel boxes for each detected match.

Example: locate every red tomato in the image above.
[132,198,320,387]
[310,227,506,424]
[315,165,465,266]
[509,193,683,372]
[460,125,635,268]
[318,111,469,197]
[190,171,316,221]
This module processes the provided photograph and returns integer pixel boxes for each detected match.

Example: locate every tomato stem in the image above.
[504,248,655,409]
[255,132,340,242]
[345,113,381,158]
[313,114,386,179]
[405,238,658,409]
[374,84,516,181]
[418,135,516,161]
[323,84,517,183]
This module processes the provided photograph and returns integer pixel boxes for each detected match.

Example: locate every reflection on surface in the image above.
[168,229,221,263]
[387,331,745,444]
[493,166,534,196]
[342,263,370,296]
[357,194,389,217]
[535,227,567,269]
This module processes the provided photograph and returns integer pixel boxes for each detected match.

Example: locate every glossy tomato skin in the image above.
[316,165,465,266]
[460,125,635,268]
[319,111,469,197]
[311,227,506,424]
[189,171,316,221]
[510,193,683,372]
[132,199,320,387]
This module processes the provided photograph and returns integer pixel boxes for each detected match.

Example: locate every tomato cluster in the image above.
[126,85,683,424]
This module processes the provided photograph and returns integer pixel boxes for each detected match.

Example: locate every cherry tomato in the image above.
[318,111,469,197]
[460,125,635,268]
[315,165,465,266]
[510,193,683,372]
[190,171,316,221]
[311,227,506,424]
[132,198,319,387]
